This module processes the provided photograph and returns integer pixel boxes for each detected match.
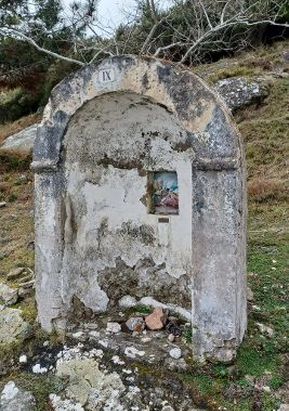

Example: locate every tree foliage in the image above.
[0,0,99,120]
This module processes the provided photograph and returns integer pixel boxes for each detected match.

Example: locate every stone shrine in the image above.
[32,56,247,361]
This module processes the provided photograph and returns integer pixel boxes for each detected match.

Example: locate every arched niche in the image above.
[33,55,247,362]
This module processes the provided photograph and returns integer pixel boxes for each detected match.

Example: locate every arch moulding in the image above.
[33,55,247,362]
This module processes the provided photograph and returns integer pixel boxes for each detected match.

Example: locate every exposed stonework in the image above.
[33,55,247,361]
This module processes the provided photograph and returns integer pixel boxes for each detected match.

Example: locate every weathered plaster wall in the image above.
[61,92,194,314]
[33,55,247,361]
[191,169,247,361]
[34,171,66,331]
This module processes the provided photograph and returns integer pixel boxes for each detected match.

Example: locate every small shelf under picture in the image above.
[147,171,179,215]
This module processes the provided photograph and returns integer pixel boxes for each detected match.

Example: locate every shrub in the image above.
[0,87,40,124]
[0,151,31,173]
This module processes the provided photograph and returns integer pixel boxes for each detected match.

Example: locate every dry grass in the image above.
[207,65,258,84]
[194,39,289,82]
[239,78,289,194]
[192,39,289,202]
[197,40,289,203]
[0,113,41,146]
[0,151,32,174]
[0,170,34,276]
[240,56,274,71]
[248,178,289,203]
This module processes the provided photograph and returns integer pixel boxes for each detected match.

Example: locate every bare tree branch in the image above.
[179,16,289,64]
[151,0,289,64]
[1,0,289,67]
[198,0,213,29]
[220,0,233,25]
[0,28,85,66]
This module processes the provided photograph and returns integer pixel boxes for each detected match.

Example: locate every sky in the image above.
[97,0,136,29]
[62,0,172,36]
[93,0,171,31]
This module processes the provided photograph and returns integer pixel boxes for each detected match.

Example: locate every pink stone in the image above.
[145,307,168,331]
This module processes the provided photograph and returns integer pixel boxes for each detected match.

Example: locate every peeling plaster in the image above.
[33,55,247,362]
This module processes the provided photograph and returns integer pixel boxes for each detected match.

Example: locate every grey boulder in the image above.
[0,283,18,306]
[215,77,269,111]
[0,381,36,411]
[0,306,31,344]
[0,124,38,154]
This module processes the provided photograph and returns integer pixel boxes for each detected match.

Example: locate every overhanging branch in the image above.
[0,28,85,66]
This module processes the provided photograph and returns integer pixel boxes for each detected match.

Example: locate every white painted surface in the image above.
[61,92,194,311]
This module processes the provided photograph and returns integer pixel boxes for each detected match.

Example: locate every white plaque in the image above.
[99,67,116,84]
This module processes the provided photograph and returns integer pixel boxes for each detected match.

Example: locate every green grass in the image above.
[177,201,289,410]
[4,198,286,410]
[133,305,153,315]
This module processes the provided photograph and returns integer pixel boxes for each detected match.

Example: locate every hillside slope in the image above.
[0,41,289,410]
[195,40,289,202]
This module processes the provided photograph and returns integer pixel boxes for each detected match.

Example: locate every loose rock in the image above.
[126,316,145,332]
[0,202,6,208]
[18,274,33,284]
[0,381,36,411]
[0,124,38,155]
[7,267,26,281]
[124,346,145,359]
[0,306,31,344]
[256,322,274,337]
[49,394,85,411]
[106,322,121,334]
[49,394,84,411]
[169,347,182,360]
[0,283,18,306]
[166,321,182,337]
[18,286,34,299]
[119,295,138,309]
[32,364,48,374]
[72,331,85,340]
[19,355,28,364]
[283,50,289,63]
[145,307,168,331]
[55,356,126,408]
[18,279,35,289]
[247,286,254,301]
